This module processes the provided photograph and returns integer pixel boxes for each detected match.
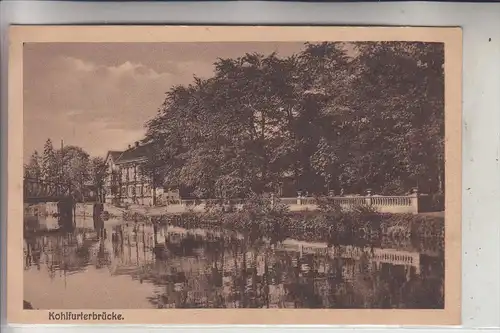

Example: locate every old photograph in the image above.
[8,26,462,325]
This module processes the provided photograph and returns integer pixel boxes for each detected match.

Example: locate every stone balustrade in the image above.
[173,190,432,214]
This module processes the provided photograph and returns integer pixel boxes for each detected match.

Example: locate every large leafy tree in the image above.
[26,140,94,200]
[59,146,91,200]
[343,42,444,194]
[142,41,444,198]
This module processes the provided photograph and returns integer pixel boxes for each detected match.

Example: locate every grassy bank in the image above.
[120,195,444,248]
[150,211,442,244]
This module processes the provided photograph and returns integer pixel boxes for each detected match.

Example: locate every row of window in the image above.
[120,165,147,182]
[120,184,152,198]
[104,165,150,187]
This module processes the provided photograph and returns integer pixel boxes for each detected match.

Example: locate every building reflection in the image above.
[23,219,444,309]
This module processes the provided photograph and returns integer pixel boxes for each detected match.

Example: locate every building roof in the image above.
[115,142,153,164]
[105,151,123,162]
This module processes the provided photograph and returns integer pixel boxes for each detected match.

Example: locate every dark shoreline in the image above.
[120,209,444,248]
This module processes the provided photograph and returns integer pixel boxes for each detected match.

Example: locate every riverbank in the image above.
[118,203,444,247]
[24,201,443,245]
[114,201,444,219]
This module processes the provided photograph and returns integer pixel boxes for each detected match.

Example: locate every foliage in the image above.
[24,150,42,180]
[138,144,164,205]
[60,145,90,200]
[42,139,58,183]
[24,139,108,202]
[238,193,291,244]
[145,197,444,246]
[24,42,445,207]
[143,42,445,198]
[90,157,108,202]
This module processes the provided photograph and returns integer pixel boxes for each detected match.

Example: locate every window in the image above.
[137,185,142,196]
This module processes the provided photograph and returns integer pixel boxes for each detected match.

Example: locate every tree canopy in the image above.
[24,139,108,201]
[142,41,444,198]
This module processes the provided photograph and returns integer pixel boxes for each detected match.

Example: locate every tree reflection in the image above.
[25,221,444,309]
[24,228,108,279]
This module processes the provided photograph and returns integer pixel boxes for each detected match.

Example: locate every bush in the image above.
[152,194,444,246]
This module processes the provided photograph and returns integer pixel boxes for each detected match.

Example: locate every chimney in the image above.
[135,141,140,148]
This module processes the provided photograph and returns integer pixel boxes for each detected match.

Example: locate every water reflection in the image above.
[24,216,444,309]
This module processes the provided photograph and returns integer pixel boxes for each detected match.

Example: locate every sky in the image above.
[23,42,313,162]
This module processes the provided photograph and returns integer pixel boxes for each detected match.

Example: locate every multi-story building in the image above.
[104,142,156,206]
[104,142,180,206]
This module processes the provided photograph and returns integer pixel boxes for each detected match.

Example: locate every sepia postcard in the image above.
[7,25,462,325]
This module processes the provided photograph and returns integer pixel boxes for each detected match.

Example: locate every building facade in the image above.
[104,142,156,206]
[104,142,180,206]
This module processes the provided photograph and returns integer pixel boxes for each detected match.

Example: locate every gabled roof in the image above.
[105,151,123,163]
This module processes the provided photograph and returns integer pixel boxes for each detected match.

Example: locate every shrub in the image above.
[153,196,444,246]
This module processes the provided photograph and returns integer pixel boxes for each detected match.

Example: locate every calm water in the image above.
[24,216,444,309]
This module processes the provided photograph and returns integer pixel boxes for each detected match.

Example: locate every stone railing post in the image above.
[365,189,372,206]
[297,191,302,205]
[410,187,419,213]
